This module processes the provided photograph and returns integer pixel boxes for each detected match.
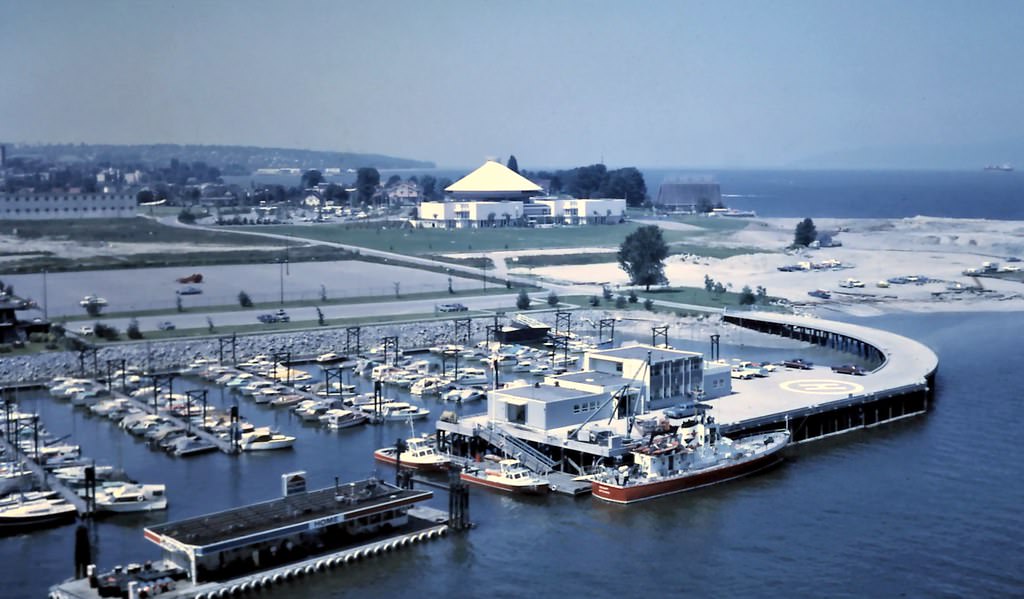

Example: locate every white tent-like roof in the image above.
[445,160,542,194]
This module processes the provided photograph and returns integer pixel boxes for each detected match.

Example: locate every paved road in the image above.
[82,291,552,334]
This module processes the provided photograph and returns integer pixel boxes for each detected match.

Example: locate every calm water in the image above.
[3,311,1022,598]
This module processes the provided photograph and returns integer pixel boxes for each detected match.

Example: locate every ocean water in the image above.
[3,311,1022,598]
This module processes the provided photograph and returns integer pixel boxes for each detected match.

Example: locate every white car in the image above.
[79,326,94,336]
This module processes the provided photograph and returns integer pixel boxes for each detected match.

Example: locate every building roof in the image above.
[445,161,542,194]
[590,344,702,363]
[144,479,431,553]
[552,371,631,388]
[495,383,598,404]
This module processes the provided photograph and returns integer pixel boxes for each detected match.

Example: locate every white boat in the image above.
[460,459,550,495]
[0,496,77,531]
[51,464,115,482]
[0,462,33,496]
[409,376,448,396]
[316,352,345,364]
[239,427,295,451]
[167,435,217,457]
[95,482,168,513]
[373,435,450,471]
[319,409,369,430]
[511,360,532,373]
[359,401,430,422]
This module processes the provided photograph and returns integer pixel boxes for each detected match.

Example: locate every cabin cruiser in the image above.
[374,435,450,471]
[319,409,369,430]
[360,401,430,422]
[166,435,217,457]
[95,482,168,513]
[460,459,550,495]
[238,427,295,451]
[410,376,448,396]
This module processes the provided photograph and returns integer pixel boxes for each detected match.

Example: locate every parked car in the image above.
[663,403,706,419]
[79,325,94,336]
[782,358,813,370]
[831,364,865,375]
[157,321,176,331]
[438,303,468,312]
[258,309,290,324]
[176,286,203,295]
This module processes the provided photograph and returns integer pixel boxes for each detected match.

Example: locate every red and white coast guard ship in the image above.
[591,412,789,504]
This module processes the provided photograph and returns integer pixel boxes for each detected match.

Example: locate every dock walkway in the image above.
[112,389,237,454]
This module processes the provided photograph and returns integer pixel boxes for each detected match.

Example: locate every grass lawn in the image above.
[3,217,285,246]
[0,245,353,275]
[243,222,705,255]
[558,286,785,313]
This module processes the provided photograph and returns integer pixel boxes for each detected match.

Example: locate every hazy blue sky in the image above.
[2,0,1023,168]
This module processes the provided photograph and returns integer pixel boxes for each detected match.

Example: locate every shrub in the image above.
[547,292,560,306]
[238,291,253,308]
[94,323,120,341]
[602,286,613,301]
[615,295,627,309]
[127,318,143,340]
[588,295,600,307]
[643,298,654,311]
[0,344,12,354]
[28,332,47,343]
[178,209,196,224]
[516,289,531,310]
[628,290,638,303]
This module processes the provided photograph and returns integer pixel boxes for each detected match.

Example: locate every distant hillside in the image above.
[1,143,435,172]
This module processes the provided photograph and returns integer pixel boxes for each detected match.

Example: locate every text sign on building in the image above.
[281,471,307,497]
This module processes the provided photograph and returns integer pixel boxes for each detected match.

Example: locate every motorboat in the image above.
[460,459,550,495]
[95,482,168,513]
[410,376,448,396]
[361,402,430,422]
[590,412,790,504]
[0,496,77,531]
[269,393,304,408]
[373,435,450,471]
[238,428,295,451]
[315,352,345,364]
[166,435,217,457]
[319,409,369,430]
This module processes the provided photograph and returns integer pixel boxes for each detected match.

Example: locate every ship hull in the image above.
[373,449,449,471]
[592,443,786,504]
[459,471,549,495]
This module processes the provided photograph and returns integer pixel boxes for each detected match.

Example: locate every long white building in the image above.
[0,191,136,220]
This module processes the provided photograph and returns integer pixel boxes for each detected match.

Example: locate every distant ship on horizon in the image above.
[983,164,1014,172]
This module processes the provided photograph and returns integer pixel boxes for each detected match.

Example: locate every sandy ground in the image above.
[515,216,1024,315]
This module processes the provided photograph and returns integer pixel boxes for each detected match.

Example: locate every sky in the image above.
[2,0,1023,169]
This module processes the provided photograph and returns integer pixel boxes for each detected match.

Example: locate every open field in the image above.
[3,217,282,246]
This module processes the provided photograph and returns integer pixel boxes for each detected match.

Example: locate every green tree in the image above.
[739,285,757,305]
[643,298,654,311]
[756,285,768,303]
[356,167,380,205]
[794,218,818,246]
[126,318,143,339]
[547,291,560,306]
[420,175,437,200]
[516,289,531,310]
[238,290,253,308]
[507,154,519,174]
[628,290,638,303]
[618,225,669,291]
[386,174,401,187]
[615,295,627,309]
[301,169,323,189]
[601,167,647,207]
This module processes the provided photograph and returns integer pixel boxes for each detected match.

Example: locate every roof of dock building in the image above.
[144,479,431,554]
[589,344,702,363]
[495,383,600,403]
